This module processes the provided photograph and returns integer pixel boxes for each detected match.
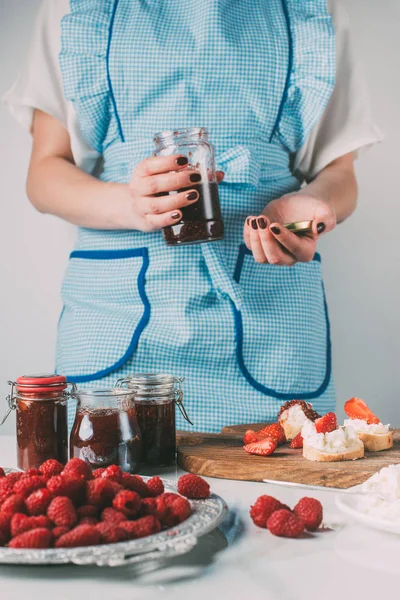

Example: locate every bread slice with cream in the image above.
[302,422,364,462]
[343,418,393,452]
[278,400,320,441]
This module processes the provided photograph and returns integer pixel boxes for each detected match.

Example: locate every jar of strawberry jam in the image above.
[116,374,192,468]
[2,374,70,470]
[69,388,142,473]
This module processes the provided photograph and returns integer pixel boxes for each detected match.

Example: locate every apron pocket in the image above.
[233,244,331,400]
[56,248,150,382]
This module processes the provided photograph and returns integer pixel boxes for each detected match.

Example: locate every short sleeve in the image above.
[295,0,383,181]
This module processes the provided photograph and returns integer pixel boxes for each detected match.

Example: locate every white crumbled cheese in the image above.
[280,404,310,430]
[343,418,389,435]
[301,421,363,454]
[358,465,400,522]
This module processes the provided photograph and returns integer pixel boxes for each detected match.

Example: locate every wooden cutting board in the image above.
[177,424,400,489]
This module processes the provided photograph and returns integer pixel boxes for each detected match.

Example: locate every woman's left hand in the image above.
[244,193,337,265]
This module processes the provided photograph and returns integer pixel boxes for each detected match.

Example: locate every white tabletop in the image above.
[0,435,397,600]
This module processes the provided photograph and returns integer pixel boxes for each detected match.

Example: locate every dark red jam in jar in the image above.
[154,128,224,246]
[116,374,191,468]
[69,389,142,473]
[3,374,69,470]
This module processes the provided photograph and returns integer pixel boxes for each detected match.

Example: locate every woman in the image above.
[4,0,381,432]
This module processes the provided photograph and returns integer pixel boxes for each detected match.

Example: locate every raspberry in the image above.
[178,474,210,499]
[119,516,161,540]
[101,465,123,483]
[47,475,84,502]
[112,490,141,517]
[55,524,101,548]
[250,495,283,528]
[267,509,304,538]
[1,494,26,515]
[13,475,46,498]
[293,497,323,531]
[93,468,106,479]
[139,497,157,517]
[53,526,70,540]
[147,476,164,497]
[107,481,124,496]
[0,479,15,505]
[11,514,52,537]
[96,521,128,544]
[77,505,99,519]
[6,472,23,486]
[47,497,77,528]
[62,458,93,481]
[9,528,53,549]
[289,433,303,449]
[25,469,43,477]
[79,517,98,526]
[0,513,11,537]
[40,459,64,478]
[25,488,52,516]
[121,474,149,497]
[100,507,126,524]
[162,494,191,527]
[0,530,8,546]
[86,479,119,507]
[0,468,5,478]
[257,423,286,445]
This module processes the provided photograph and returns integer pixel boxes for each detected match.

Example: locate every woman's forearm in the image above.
[299,153,358,223]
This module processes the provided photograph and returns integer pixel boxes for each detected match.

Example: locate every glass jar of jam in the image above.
[69,388,142,473]
[2,374,69,470]
[116,374,192,468]
[154,127,224,246]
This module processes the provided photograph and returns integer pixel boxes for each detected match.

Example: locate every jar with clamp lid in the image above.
[116,374,192,468]
[2,374,70,470]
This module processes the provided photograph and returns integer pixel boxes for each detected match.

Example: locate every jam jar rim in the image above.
[117,373,178,386]
[71,388,135,401]
[154,127,209,147]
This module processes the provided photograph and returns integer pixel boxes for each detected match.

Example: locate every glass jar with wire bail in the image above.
[1,374,71,471]
[154,127,224,246]
[69,388,143,473]
[115,374,192,468]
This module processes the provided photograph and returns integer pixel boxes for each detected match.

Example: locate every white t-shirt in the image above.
[3,0,383,180]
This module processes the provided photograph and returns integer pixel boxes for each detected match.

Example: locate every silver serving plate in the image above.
[0,470,228,567]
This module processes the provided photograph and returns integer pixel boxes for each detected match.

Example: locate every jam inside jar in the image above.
[70,389,142,473]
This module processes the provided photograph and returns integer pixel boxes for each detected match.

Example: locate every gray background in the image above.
[0,0,399,435]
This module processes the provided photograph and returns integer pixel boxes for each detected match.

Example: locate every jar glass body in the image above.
[70,389,142,472]
[16,391,68,470]
[117,375,177,467]
[154,127,224,246]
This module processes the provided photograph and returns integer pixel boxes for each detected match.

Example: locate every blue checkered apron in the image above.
[58,0,337,432]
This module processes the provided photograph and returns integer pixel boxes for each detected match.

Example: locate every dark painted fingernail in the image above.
[317,223,326,234]
[258,218,267,230]
[176,156,188,166]
[251,219,258,230]
[171,212,181,220]
[271,226,280,235]
[246,217,251,226]
[190,173,201,183]
[186,191,198,201]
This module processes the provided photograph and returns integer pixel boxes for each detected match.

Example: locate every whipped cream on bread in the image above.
[343,418,389,435]
[280,404,311,430]
[302,421,363,454]
[358,465,400,521]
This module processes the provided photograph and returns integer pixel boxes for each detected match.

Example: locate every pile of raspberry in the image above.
[0,461,210,549]
[250,494,323,538]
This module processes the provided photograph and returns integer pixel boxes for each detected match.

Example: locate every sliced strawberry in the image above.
[289,433,303,449]
[344,398,380,425]
[315,412,338,434]
[257,423,286,445]
[243,430,266,445]
[243,437,277,456]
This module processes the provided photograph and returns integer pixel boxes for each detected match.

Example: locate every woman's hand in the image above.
[128,155,224,232]
[244,193,337,265]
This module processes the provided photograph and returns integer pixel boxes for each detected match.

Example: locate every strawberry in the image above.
[86,479,118,506]
[257,423,286,445]
[39,459,64,478]
[293,497,323,531]
[9,527,52,549]
[250,495,283,528]
[147,476,164,497]
[55,524,101,548]
[243,430,265,445]
[289,433,303,449]
[62,458,93,481]
[0,468,5,478]
[315,412,338,434]
[79,517,98,526]
[119,516,161,540]
[1,494,26,515]
[11,514,52,537]
[25,488,52,516]
[344,398,380,425]
[121,474,150,497]
[178,474,210,499]
[47,497,77,528]
[243,437,277,456]
[76,505,99,519]
[267,509,304,538]
[52,526,70,540]
[112,490,141,517]
[96,521,128,544]
[100,507,126,524]
[100,465,123,483]
[13,475,46,498]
